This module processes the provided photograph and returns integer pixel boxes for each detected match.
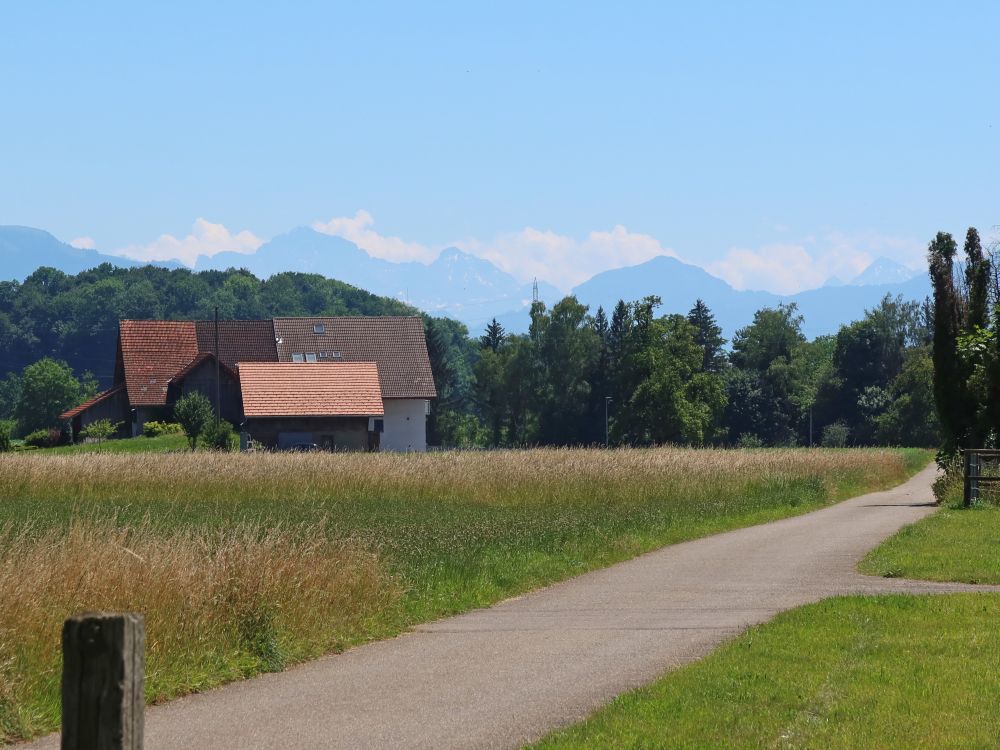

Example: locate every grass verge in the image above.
[860,468,1000,584]
[0,447,930,743]
[530,594,1000,750]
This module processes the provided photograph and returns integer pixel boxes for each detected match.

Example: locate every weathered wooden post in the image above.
[62,613,144,750]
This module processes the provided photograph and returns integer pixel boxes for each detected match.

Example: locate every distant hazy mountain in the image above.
[2,223,933,340]
[850,257,919,286]
[571,254,930,340]
[195,227,560,331]
[0,226,169,280]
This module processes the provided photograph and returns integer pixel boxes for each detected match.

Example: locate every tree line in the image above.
[429,293,937,448]
[0,261,939,448]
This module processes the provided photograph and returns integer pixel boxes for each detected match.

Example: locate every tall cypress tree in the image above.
[928,231,966,453]
[964,227,989,332]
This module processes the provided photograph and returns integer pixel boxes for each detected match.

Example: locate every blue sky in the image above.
[2,1,998,292]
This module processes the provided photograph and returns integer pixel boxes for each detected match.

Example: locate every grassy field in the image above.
[530,594,1000,750]
[0,447,928,743]
[11,434,190,455]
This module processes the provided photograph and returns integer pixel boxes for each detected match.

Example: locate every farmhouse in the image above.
[60,317,436,451]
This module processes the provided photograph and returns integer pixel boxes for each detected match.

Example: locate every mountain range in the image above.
[1,224,928,340]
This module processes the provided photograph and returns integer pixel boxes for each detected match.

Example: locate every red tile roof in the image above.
[272,317,436,399]
[120,320,199,406]
[194,320,277,368]
[238,362,384,418]
[59,385,126,420]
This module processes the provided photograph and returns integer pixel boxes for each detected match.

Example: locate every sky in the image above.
[2,1,998,293]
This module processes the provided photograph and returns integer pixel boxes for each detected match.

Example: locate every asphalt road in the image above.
[30,463,996,749]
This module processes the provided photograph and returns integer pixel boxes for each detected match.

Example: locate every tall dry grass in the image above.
[0,522,396,743]
[0,447,928,743]
[0,447,918,507]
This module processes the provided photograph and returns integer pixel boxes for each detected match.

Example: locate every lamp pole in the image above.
[605,396,612,448]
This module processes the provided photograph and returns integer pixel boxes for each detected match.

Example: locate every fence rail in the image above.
[963,449,1000,507]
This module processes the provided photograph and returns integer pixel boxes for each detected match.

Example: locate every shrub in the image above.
[143,421,183,438]
[737,433,765,448]
[80,419,122,445]
[202,419,237,451]
[0,421,14,453]
[821,421,850,448]
[173,392,214,449]
[0,420,13,453]
[22,428,62,449]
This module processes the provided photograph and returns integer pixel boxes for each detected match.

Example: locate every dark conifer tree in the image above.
[687,299,726,372]
[928,231,967,453]
[964,227,989,332]
[480,317,506,352]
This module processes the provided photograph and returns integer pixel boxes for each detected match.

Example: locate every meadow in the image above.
[0,447,928,743]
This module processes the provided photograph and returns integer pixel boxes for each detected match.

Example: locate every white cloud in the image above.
[707,231,923,294]
[312,210,437,264]
[456,224,678,290]
[312,211,675,289]
[70,236,96,250]
[113,219,264,266]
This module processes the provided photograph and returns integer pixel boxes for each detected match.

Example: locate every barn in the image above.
[60,316,436,451]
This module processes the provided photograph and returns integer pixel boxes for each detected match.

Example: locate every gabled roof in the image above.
[238,362,384,418]
[168,352,240,384]
[194,320,277,368]
[120,320,199,406]
[59,385,125,420]
[272,317,436,399]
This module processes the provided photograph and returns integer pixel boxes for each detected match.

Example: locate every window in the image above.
[373,419,384,433]
[305,352,318,363]
[331,351,343,359]
[313,323,326,334]
[291,353,304,363]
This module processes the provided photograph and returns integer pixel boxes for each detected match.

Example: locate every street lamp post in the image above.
[605,396,612,448]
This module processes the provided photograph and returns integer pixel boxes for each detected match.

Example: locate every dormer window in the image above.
[305,352,318,363]
[291,353,304,363]
[313,323,326,334]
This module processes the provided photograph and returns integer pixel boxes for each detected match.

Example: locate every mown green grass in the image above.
[35,434,190,454]
[0,447,930,743]
[531,594,1000,750]
[860,468,1000,584]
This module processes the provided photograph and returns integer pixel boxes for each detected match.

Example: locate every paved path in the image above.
[31,464,1000,749]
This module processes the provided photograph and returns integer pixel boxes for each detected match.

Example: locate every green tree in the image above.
[173,391,214,449]
[875,346,940,447]
[687,299,726,373]
[14,358,91,434]
[615,300,726,445]
[80,418,121,446]
[480,318,506,352]
[928,231,967,454]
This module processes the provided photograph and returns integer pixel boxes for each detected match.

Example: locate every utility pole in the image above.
[214,307,221,423]
[605,396,612,448]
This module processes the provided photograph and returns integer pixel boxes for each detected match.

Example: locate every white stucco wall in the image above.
[380,399,428,452]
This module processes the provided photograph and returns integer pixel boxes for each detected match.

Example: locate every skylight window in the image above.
[291,353,304,363]
[313,323,326,334]
[305,352,318,363]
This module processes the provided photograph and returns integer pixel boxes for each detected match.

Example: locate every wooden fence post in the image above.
[62,613,144,750]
